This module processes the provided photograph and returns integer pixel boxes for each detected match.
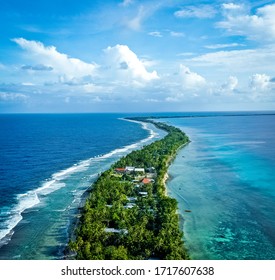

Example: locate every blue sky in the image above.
[1,0,275,113]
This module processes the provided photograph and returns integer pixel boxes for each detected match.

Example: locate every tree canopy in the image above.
[69,118,190,260]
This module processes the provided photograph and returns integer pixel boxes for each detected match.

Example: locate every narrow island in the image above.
[69,118,190,260]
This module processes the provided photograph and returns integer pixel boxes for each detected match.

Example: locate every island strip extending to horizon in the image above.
[68,117,190,260]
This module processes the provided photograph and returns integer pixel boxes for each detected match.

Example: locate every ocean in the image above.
[0,113,166,259]
[163,113,275,260]
[1,112,275,260]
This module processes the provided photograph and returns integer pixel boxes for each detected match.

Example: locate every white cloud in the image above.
[186,46,275,74]
[148,31,162,37]
[226,76,238,90]
[124,2,169,31]
[127,5,146,30]
[222,3,244,11]
[208,76,239,97]
[0,92,29,102]
[120,0,134,7]
[146,98,160,103]
[221,76,238,91]
[147,29,185,38]
[170,31,185,37]
[247,73,275,101]
[249,74,271,91]
[82,83,106,93]
[205,43,245,49]
[179,64,206,89]
[217,3,275,41]
[175,5,217,19]
[104,44,159,82]
[21,82,35,86]
[177,52,196,57]
[12,38,97,81]
[165,96,177,102]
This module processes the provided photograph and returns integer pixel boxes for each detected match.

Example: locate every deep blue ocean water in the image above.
[0,113,165,259]
[164,114,275,260]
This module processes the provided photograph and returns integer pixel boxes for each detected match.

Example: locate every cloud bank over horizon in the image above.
[0,1,274,113]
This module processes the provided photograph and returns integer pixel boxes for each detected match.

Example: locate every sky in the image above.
[1,0,275,113]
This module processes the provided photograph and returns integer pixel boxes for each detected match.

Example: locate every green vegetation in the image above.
[69,118,190,260]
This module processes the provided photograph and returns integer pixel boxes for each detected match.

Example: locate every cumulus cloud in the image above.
[179,64,206,89]
[208,76,239,97]
[104,44,159,82]
[175,5,217,19]
[220,76,238,93]
[224,76,238,90]
[249,74,271,91]
[222,3,244,11]
[217,3,275,41]
[12,38,97,81]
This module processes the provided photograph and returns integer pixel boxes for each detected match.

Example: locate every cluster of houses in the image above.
[114,165,157,196]
[115,166,145,174]
[104,166,157,235]
[115,166,156,179]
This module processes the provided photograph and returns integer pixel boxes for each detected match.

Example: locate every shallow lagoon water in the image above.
[165,115,275,259]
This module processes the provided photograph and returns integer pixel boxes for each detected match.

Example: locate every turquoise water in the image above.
[164,115,275,260]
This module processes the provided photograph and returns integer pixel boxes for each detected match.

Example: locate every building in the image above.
[105,228,128,234]
[141,178,152,184]
[134,168,145,173]
[139,191,148,197]
[127,196,137,202]
[124,203,136,209]
[114,168,125,174]
[125,166,135,173]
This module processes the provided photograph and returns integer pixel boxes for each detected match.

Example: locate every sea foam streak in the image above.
[0,119,159,247]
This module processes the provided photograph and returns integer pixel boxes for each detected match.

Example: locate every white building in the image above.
[135,168,145,173]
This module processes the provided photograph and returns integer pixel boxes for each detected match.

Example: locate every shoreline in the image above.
[0,116,164,259]
[162,141,190,196]
[68,118,190,259]
[64,119,165,259]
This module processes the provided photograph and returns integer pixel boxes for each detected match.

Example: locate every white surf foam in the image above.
[0,163,89,245]
[0,191,40,243]
[120,118,158,141]
[100,121,160,159]
[0,117,161,246]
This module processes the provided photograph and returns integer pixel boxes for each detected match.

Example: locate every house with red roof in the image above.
[141,178,151,184]
[115,168,125,174]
